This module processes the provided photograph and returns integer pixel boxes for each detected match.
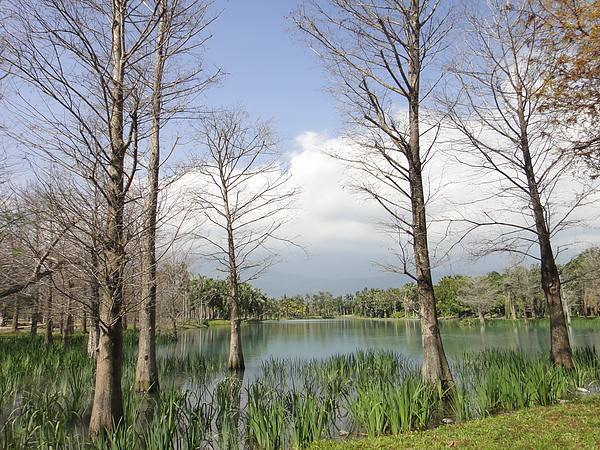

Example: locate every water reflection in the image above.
[168,319,600,378]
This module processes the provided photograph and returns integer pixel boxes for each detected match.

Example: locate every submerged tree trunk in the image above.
[89,319,124,436]
[228,267,244,370]
[135,0,167,394]
[89,0,129,436]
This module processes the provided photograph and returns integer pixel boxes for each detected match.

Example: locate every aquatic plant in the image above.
[0,332,599,448]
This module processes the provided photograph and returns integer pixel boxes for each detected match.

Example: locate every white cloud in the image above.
[172,125,600,297]
[282,132,388,253]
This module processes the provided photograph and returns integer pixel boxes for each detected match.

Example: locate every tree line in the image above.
[6,247,599,339]
[0,0,599,439]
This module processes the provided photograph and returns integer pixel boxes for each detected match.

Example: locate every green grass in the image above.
[308,395,600,449]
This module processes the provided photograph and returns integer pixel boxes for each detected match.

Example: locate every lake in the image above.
[164,318,600,379]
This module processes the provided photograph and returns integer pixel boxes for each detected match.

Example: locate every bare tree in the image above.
[443,0,597,367]
[458,275,498,324]
[0,188,66,305]
[293,0,455,388]
[0,0,163,436]
[185,107,299,371]
[503,265,542,324]
[562,247,600,317]
[155,257,191,340]
[135,0,219,394]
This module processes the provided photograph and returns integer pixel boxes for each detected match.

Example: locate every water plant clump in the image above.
[1,332,599,449]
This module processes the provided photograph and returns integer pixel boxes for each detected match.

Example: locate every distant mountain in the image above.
[252,269,408,298]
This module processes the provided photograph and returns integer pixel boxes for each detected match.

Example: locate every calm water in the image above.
[164,319,600,377]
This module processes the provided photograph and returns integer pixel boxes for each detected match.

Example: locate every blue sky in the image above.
[202,0,339,139]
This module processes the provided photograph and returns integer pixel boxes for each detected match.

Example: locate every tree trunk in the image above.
[89,320,124,436]
[44,286,53,344]
[540,241,573,367]
[411,158,453,389]
[135,0,166,394]
[509,293,518,320]
[30,292,39,335]
[228,277,245,371]
[82,309,87,333]
[407,0,453,390]
[516,74,573,368]
[88,0,128,437]
[62,295,73,346]
[88,316,100,358]
[88,270,101,358]
[11,295,19,332]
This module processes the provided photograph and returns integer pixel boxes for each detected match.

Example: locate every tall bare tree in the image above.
[294,0,455,388]
[0,0,161,436]
[185,107,299,371]
[443,0,597,367]
[135,0,219,394]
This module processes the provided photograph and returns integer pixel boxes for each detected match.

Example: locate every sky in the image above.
[186,0,600,299]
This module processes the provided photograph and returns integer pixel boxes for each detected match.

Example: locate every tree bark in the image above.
[88,252,101,358]
[539,234,573,367]
[406,0,453,390]
[412,173,453,388]
[62,293,73,346]
[11,295,19,332]
[228,277,244,371]
[227,209,244,371]
[89,0,128,437]
[89,320,124,436]
[517,80,574,368]
[135,0,167,394]
[30,292,39,335]
[44,286,53,344]
[509,293,518,320]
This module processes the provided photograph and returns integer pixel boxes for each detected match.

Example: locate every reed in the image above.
[287,388,334,448]
[245,382,286,449]
[1,331,598,448]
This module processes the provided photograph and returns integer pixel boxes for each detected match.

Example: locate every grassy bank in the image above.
[309,395,600,449]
